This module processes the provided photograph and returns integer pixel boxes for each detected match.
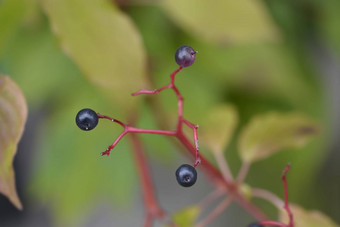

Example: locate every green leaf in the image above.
[30,85,136,223]
[279,204,339,227]
[171,205,201,227]
[1,27,84,108]
[200,104,238,153]
[162,0,278,44]
[321,0,340,56]
[41,0,147,111]
[238,112,319,163]
[0,0,28,55]
[0,75,27,210]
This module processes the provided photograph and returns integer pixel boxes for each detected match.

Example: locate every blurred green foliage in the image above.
[0,0,339,225]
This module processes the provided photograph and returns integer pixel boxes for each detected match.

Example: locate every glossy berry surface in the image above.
[76,108,99,131]
[175,164,197,187]
[175,45,196,67]
[247,223,264,227]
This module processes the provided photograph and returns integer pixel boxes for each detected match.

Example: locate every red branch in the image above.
[129,133,177,227]
[97,113,176,156]
[132,66,201,167]
[97,66,268,222]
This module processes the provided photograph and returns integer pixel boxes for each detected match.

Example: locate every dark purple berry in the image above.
[76,108,98,131]
[248,223,264,227]
[175,164,197,187]
[175,45,196,67]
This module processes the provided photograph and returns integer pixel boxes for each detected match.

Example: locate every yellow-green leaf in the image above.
[41,0,147,110]
[0,75,28,210]
[200,104,238,153]
[279,204,339,227]
[162,0,278,44]
[238,112,319,163]
[170,205,201,227]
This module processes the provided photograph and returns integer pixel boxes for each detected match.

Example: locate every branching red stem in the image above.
[98,114,176,156]
[131,66,201,166]
[98,66,268,222]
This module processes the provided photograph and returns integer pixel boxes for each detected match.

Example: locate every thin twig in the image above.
[196,195,233,227]
[198,189,225,210]
[282,164,294,227]
[252,188,284,210]
[236,161,251,184]
[258,163,294,227]
[212,149,234,182]
[132,66,201,166]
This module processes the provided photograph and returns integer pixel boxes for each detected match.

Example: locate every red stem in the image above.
[129,133,177,227]
[98,113,267,220]
[181,119,201,167]
[99,66,268,222]
[128,126,177,136]
[129,133,163,216]
[97,113,125,127]
[258,164,294,227]
[144,214,153,227]
[282,164,294,227]
[131,66,201,166]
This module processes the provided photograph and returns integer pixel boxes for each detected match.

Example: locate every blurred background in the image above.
[0,0,339,226]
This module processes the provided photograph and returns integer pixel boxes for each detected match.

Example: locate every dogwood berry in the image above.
[175,45,196,67]
[176,164,197,187]
[76,108,98,131]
